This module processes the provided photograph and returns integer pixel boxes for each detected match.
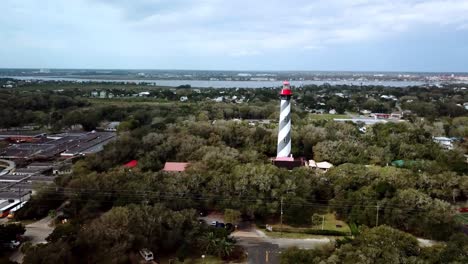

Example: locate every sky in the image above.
[1,0,468,72]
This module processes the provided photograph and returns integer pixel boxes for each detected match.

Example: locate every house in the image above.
[371,113,391,119]
[213,96,223,102]
[309,160,333,172]
[124,160,138,168]
[100,121,120,132]
[433,137,455,150]
[380,95,397,101]
[163,162,189,172]
[390,112,402,119]
[53,163,72,175]
[360,110,372,116]
[329,109,337,115]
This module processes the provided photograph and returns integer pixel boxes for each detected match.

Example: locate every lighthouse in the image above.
[277,81,292,158]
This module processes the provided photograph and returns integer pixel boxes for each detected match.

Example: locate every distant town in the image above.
[2,68,468,88]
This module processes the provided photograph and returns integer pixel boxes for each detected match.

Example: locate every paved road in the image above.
[24,216,54,244]
[232,223,331,264]
[10,216,54,263]
[0,159,15,176]
[236,238,281,264]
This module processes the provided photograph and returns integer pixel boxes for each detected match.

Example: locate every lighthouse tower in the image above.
[277,81,292,158]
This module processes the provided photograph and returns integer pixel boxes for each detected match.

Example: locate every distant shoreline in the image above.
[2,75,447,88]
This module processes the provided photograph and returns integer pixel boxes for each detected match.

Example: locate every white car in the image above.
[9,240,20,249]
[139,248,154,262]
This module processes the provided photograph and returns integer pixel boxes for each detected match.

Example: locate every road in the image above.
[199,213,332,264]
[231,223,331,264]
[9,216,54,263]
[0,159,15,176]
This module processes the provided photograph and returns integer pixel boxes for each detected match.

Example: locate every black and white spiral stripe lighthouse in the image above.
[277,81,292,158]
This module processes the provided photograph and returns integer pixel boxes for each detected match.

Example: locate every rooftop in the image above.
[309,160,334,170]
[163,162,189,172]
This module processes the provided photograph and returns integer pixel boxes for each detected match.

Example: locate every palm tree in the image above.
[201,232,235,258]
[201,232,218,254]
[216,237,235,258]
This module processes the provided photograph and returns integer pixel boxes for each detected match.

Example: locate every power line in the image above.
[18,185,452,215]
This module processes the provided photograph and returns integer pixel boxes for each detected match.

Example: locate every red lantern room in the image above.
[280,80,292,96]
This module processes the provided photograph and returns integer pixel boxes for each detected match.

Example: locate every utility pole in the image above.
[321,215,325,230]
[280,196,283,237]
[376,204,380,227]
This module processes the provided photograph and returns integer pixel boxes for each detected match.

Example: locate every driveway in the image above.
[10,216,54,263]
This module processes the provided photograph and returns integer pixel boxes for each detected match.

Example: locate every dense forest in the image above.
[1,82,467,263]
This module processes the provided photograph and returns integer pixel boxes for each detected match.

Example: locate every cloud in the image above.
[1,0,468,69]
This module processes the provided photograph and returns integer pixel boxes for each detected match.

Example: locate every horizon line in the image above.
[0,67,467,74]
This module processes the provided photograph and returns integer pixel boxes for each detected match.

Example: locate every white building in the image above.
[433,137,455,150]
[309,160,333,172]
[360,109,372,115]
[102,121,120,132]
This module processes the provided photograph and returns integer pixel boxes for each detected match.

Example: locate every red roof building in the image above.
[163,162,189,172]
[124,160,138,168]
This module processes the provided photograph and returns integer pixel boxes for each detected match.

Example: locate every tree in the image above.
[311,213,322,226]
[281,226,421,263]
[0,223,25,243]
[224,209,241,224]
[439,233,468,263]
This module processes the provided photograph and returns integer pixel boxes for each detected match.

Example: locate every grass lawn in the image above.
[455,213,468,224]
[262,229,325,239]
[311,213,351,233]
[265,213,351,238]
[9,219,36,226]
[308,113,349,120]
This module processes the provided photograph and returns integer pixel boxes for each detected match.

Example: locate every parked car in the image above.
[225,223,234,232]
[139,248,154,262]
[3,240,21,249]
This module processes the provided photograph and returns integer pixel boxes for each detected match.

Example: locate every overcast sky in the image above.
[1,0,468,72]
